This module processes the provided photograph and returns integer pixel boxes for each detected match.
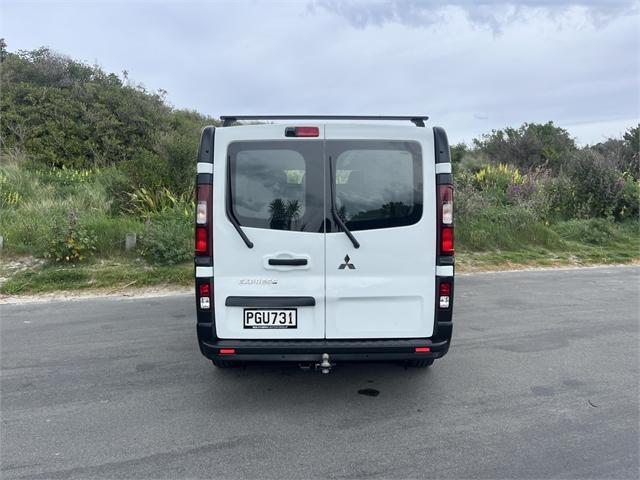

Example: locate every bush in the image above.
[473,121,576,172]
[46,209,97,263]
[565,150,625,219]
[615,175,640,220]
[126,187,193,219]
[139,207,192,265]
[473,163,524,204]
[96,167,133,215]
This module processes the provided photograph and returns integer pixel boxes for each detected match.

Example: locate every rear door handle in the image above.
[268,258,308,266]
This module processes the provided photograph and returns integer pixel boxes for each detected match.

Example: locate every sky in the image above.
[2,0,639,145]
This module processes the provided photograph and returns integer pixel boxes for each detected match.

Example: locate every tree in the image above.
[473,121,577,172]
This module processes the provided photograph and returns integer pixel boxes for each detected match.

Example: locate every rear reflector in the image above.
[285,126,319,137]
[415,347,431,353]
[219,348,236,355]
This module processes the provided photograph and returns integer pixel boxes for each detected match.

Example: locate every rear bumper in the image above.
[198,323,452,363]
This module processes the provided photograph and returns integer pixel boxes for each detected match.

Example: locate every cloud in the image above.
[1,0,638,145]
[311,0,639,32]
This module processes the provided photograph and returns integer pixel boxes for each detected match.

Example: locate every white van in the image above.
[194,116,454,371]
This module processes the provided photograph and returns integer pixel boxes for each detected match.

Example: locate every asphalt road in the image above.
[1,266,638,479]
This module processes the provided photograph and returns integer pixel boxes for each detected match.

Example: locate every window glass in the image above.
[228,142,323,232]
[333,143,422,231]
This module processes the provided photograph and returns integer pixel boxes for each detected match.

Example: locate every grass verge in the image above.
[1,220,637,295]
[0,258,192,295]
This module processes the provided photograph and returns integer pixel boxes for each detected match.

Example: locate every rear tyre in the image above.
[212,359,235,368]
[406,359,434,368]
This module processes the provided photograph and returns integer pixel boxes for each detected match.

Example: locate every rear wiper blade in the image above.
[329,159,360,249]
[226,163,254,249]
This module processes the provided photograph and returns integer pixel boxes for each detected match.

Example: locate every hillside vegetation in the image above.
[0,42,638,293]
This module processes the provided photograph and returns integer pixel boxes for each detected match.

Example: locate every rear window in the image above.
[331,141,422,231]
[228,141,324,232]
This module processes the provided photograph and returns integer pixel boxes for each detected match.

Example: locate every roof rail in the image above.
[220,115,429,127]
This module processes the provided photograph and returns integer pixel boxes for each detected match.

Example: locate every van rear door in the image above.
[324,125,436,339]
[213,125,326,339]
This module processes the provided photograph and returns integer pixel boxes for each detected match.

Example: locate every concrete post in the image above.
[125,233,137,252]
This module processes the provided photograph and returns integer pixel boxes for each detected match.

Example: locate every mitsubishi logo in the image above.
[339,255,355,270]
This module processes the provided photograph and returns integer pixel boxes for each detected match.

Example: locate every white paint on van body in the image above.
[213,125,326,339]
[212,123,437,340]
[324,124,436,338]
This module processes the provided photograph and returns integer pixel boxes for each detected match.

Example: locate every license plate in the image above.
[243,308,297,329]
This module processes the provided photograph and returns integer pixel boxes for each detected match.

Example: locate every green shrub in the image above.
[46,209,97,263]
[565,150,625,219]
[139,207,192,265]
[126,187,193,218]
[615,175,640,220]
[97,167,134,215]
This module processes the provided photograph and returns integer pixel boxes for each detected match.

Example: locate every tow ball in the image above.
[316,353,333,374]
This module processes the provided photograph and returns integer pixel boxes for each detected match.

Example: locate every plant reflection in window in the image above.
[269,198,302,230]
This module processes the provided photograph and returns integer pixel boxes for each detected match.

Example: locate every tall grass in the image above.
[0,159,148,258]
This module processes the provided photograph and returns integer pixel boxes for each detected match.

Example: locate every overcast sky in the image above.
[2,0,639,145]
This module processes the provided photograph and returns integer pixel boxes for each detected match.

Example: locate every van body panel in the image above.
[204,121,444,350]
[324,125,436,338]
[212,125,326,339]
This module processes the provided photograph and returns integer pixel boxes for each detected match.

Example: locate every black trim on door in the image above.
[225,296,316,307]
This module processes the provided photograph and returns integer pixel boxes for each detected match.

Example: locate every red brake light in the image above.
[441,226,454,255]
[195,227,208,253]
[285,126,319,137]
[415,347,431,353]
[439,282,451,296]
[199,283,210,297]
[219,348,236,355]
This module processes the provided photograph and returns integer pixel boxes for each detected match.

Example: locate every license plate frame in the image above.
[243,308,298,329]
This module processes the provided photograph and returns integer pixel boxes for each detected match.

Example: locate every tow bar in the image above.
[316,353,332,374]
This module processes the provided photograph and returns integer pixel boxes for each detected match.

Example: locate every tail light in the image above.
[438,184,454,255]
[439,282,451,309]
[195,184,212,256]
[198,283,211,309]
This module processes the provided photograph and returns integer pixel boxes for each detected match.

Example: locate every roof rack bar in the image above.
[220,115,429,127]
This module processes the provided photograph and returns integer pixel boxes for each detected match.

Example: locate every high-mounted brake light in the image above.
[285,126,319,137]
[195,184,212,256]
